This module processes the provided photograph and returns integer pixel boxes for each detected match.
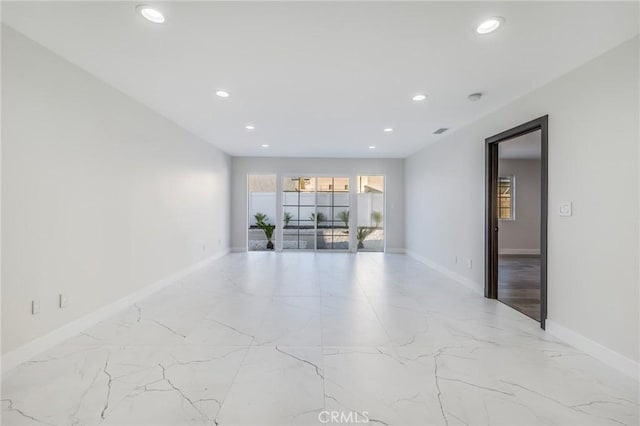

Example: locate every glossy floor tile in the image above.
[2,253,638,425]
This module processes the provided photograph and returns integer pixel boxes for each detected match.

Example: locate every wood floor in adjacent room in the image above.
[498,254,541,321]
[2,253,637,426]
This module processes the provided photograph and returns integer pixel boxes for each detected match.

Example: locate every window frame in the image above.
[497,175,516,221]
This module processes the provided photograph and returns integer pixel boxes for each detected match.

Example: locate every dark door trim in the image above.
[485,115,548,329]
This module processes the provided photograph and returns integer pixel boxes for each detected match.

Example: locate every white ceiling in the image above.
[2,2,638,158]
[499,130,541,160]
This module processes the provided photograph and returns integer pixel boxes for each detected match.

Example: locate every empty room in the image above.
[1,2,638,426]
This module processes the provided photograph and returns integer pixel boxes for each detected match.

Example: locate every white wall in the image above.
[1,26,231,354]
[406,37,639,365]
[498,159,541,254]
[231,157,404,252]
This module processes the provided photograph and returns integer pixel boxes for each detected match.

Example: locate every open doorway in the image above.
[485,116,548,328]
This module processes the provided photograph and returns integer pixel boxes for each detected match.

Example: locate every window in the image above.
[248,174,277,251]
[498,176,515,220]
[282,176,350,250]
[357,175,384,251]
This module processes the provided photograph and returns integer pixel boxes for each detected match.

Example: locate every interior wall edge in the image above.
[405,250,483,295]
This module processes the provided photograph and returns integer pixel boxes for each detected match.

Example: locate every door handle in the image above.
[494,226,499,232]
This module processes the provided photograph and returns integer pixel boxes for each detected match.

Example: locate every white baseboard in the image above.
[386,248,406,254]
[1,250,229,375]
[545,320,639,380]
[405,251,639,381]
[231,246,246,253]
[499,248,540,255]
[406,250,482,295]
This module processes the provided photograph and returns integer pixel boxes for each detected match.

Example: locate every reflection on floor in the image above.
[3,253,637,426]
[498,254,541,321]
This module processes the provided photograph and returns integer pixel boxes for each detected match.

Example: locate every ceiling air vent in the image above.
[433,128,449,134]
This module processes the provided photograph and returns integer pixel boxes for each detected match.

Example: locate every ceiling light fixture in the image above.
[137,5,165,24]
[412,94,427,102]
[383,127,394,133]
[476,17,504,34]
[245,124,255,131]
[215,90,230,98]
[261,144,269,148]
[468,92,483,102]
[369,146,376,149]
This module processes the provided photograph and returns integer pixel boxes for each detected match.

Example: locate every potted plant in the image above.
[356,227,373,249]
[260,222,276,250]
[254,212,275,250]
[310,212,327,227]
[254,212,267,227]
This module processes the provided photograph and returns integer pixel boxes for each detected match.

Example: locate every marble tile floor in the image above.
[1,253,637,426]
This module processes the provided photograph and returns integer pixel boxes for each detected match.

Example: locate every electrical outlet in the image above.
[218,239,221,246]
[455,256,458,264]
[466,259,473,269]
[202,244,206,252]
[32,300,40,315]
[559,202,572,217]
[59,294,68,308]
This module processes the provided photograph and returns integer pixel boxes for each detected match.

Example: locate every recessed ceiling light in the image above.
[412,94,427,102]
[215,90,230,98]
[369,146,376,149]
[468,92,483,102]
[137,5,165,24]
[383,127,394,133]
[261,144,269,148]
[245,124,255,131]
[477,17,504,34]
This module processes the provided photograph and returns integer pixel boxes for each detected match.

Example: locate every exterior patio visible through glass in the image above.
[248,174,276,251]
[357,175,384,252]
[248,174,384,252]
[283,177,317,250]
[316,177,350,250]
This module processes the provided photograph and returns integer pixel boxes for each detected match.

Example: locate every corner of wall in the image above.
[405,250,483,295]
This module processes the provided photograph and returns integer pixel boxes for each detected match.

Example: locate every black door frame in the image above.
[485,115,548,329]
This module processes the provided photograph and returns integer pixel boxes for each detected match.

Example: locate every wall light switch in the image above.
[466,259,473,269]
[559,202,572,217]
[59,294,69,308]
[32,300,40,315]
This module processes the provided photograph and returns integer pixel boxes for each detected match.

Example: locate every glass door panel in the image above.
[357,176,384,251]
[283,177,316,250]
[317,177,350,250]
[248,174,276,251]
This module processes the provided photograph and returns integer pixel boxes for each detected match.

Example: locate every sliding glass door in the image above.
[282,177,316,250]
[317,177,350,250]
[357,175,384,252]
[282,176,350,251]
[248,174,277,251]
